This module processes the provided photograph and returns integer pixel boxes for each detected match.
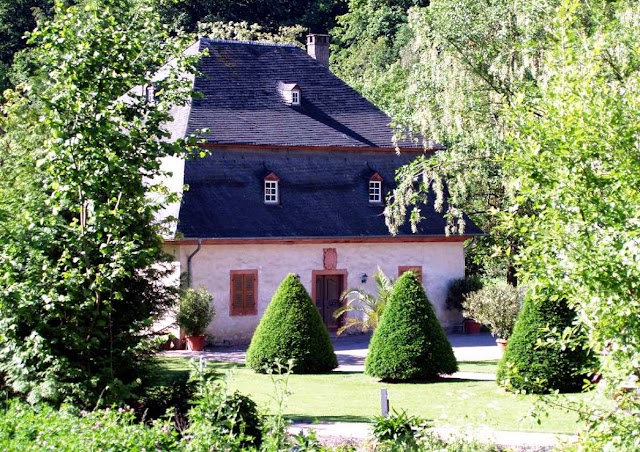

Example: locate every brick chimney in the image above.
[306,34,330,67]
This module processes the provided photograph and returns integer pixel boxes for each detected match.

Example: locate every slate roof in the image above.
[174,39,482,239]
[185,39,433,149]
[177,148,483,238]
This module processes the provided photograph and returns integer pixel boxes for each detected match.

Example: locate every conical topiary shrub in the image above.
[497,289,593,394]
[246,274,338,373]
[365,271,458,380]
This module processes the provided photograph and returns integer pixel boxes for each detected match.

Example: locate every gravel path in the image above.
[287,422,576,451]
[163,332,503,374]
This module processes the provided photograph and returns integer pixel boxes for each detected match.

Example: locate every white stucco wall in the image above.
[164,241,465,344]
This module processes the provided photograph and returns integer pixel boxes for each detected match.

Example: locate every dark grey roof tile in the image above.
[177,148,483,238]
[186,39,431,149]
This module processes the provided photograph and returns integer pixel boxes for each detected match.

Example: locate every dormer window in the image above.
[369,173,383,203]
[264,172,280,204]
[277,81,301,106]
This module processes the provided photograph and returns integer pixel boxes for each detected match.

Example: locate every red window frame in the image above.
[398,266,423,283]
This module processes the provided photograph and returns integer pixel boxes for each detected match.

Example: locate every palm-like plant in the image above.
[333,268,394,335]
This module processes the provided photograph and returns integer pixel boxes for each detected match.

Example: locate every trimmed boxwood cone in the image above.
[365,271,458,380]
[246,274,338,373]
[497,290,593,394]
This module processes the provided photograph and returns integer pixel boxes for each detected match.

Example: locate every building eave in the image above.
[195,142,444,153]
[164,234,482,246]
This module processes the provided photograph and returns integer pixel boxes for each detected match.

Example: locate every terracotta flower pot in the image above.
[464,319,481,334]
[186,335,206,351]
[496,338,508,355]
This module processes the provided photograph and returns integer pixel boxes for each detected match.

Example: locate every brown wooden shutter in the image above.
[230,270,258,316]
[232,274,245,315]
[244,273,256,313]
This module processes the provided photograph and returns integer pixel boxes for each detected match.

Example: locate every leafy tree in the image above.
[503,0,640,446]
[381,0,559,282]
[246,274,338,374]
[0,0,199,405]
[365,271,457,380]
[156,0,347,35]
[335,0,640,445]
[197,21,305,45]
[0,0,55,92]
[333,267,394,335]
[331,0,426,116]
[330,0,553,281]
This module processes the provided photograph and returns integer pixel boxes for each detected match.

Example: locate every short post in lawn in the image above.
[380,388,389,417]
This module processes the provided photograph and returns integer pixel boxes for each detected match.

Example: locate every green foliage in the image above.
[365,272,457,380]
[372,409,427,449]
[289,429,329,451]
[177,286,215,337]
[0,358,301,451]
[573,390,640,451]
[0,400,179,450]
[331,0,424,116]
[445,276,483,312]
[372,409,500,451]
[186,363,262,450]
[334,267,394,334]
[416,433,499,452]
[501,0,640,445]
[246,274,338,373]
[156,0,347,35]
[497,289,592,394]
[0,0,200,406]
[259,358,295,451]
[374,0,553,280]
[339,0,638,439]
[462,283,523,339]
[135,363,193,421]
[197,21,305,45]
[0,0,54,92]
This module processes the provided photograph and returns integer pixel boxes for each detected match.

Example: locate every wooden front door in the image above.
[315,275,343,330]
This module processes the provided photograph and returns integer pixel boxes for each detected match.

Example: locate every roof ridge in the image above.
[200,38,299,49]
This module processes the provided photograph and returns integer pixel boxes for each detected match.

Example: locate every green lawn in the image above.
[458,360,499,374]
[154,356,587,434]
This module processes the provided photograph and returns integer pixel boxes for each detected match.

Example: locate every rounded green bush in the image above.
[208,391,262,448]
[246,274,338,373]
[497,290,592,394]
[365,271,458,380]
[177,286,215,336]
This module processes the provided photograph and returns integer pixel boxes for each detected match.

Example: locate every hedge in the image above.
[497,290,593,393]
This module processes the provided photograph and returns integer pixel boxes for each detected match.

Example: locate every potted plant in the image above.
[445,276,483,333]
[177,286,215,351]
[463,283,523,352]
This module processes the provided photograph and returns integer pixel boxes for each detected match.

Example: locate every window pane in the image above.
[369,181,381,202]
[264,181,278,203]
